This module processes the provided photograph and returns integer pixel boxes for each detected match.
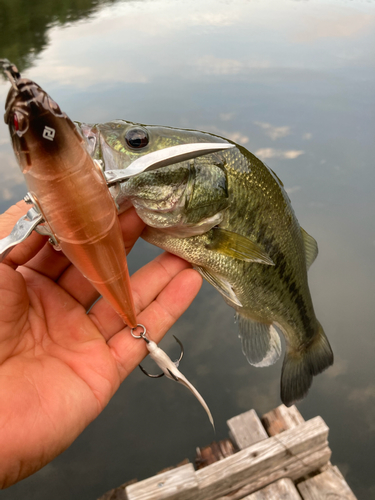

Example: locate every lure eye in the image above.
[13,112,19,131]
[13,111,28,134]
[125,127,149,149]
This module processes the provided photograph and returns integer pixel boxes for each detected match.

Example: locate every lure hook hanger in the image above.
[131,324,184,378]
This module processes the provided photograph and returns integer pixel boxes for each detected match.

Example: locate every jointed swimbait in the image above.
[0,59,137,327]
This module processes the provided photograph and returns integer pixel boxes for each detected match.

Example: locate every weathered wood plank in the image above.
[125,463,198,500]
[227,409,268,450]
[98,479,137,500]
[297,465,357,500]
[262,405,305,436]
[242,478,302,499]
[157,458,190,475]
[216,447,331,500]
[195,440,236,469]
[196,417,330,500]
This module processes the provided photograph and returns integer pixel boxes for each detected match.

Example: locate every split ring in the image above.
[130,323,147,339]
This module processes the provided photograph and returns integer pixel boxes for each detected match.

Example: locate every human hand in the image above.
[0,201,202,488]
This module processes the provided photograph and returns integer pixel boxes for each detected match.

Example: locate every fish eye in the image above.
[125,127,149,149]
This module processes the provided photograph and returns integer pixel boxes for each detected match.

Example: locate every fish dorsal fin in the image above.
[194,266,243,307]
[237,314,282,367]
[206,228,274,265]
[301,227,318,270]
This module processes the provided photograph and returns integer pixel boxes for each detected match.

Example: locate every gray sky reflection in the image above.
[1,0,375,498]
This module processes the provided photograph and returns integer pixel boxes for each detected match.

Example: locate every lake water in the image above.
[0,0,374,498]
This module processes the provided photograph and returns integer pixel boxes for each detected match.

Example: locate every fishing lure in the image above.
[0,59,137,327]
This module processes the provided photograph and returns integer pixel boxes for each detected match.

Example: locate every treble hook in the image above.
[131,324,184,378]
[139,335,184,377]
[130,324,214,429]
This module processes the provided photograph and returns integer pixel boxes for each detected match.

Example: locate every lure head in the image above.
[3,69,80,175]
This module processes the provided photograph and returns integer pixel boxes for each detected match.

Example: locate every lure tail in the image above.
[280,322,333,406]
[170,369,215,430]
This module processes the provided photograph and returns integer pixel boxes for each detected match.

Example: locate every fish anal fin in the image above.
[301,227,318,270]
[237,314,282,367]
[281,322,333,406]
[206,227,274,265]
[194,266,243,307]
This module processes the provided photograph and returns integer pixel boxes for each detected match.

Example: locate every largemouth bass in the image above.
[78,119,334,406]
[1,61,137,328]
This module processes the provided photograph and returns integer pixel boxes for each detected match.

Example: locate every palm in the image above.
[0,202,202,488]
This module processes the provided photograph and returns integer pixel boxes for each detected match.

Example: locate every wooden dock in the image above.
[98,405,357,500]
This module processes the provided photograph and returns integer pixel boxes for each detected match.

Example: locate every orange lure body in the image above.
[4,76,137,328]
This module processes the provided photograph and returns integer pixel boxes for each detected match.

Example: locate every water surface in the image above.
[0,0,374,498]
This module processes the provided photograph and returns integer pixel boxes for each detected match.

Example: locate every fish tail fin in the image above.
[281,322,333,407]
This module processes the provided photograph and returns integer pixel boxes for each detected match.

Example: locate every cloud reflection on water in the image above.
[255,148,305,160]
[254,121,292,140]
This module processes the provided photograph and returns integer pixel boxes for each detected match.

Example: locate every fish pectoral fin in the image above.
[301,227,318,270]
[194,266,243,307]
[237,314,282,367]
[206,228,274,265]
